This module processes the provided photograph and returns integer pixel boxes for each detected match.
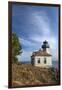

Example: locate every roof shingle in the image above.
[31,50,52,57]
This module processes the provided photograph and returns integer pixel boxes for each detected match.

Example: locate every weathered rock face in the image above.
[12,63,60,87]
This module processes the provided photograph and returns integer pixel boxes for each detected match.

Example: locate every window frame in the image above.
[44,57,47,64]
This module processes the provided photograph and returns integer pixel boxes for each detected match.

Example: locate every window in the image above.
[44,58,46,64]
[38,58,40,63]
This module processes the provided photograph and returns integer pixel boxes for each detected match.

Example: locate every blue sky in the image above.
[12,4,59,62]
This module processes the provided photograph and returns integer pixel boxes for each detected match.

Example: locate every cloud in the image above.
[17,50,32,62]
[14,9,58,61]
[28,11,51,37]
[18,36,58,61]
[20,50,32,61]
[19,37,41,51]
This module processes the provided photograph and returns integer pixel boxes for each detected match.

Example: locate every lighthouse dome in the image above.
[42,40,49,48]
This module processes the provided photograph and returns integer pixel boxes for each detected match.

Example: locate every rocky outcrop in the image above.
[12,64,60,87]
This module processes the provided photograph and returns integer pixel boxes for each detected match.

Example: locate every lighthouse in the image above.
[31,40,52,68]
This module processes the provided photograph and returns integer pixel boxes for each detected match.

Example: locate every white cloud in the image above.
[19,37,35,47]
[17,10,58,61]
[29,11,51,36]
[17,50,32,62]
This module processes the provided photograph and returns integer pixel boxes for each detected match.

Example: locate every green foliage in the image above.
[12,56,18,63]
[12,33,22,63]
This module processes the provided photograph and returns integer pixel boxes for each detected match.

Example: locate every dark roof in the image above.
[43,40,48,44]
[31,50,52,57]
[42,40,49,48]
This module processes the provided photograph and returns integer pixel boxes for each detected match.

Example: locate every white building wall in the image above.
[34,56,52,68]
[46,48,50,54]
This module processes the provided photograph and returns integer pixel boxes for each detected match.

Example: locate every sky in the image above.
[12,4,59,62]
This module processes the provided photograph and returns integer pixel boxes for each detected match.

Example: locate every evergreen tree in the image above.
[12,33,22,63]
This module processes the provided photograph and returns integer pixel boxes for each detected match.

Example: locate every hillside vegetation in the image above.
[12,63,59,87]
